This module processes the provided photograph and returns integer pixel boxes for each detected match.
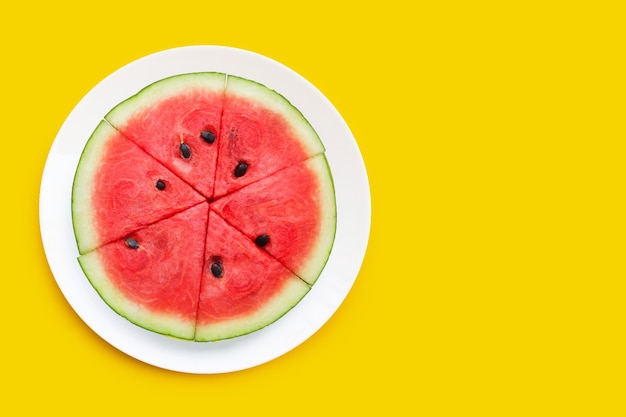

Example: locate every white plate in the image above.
[39,46,371,374]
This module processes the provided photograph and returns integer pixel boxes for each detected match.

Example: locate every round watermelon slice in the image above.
[71,72,336,342]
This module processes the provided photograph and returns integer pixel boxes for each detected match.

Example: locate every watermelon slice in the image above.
[78,203,209,340]
[105,72,226,198]
[212,75,325,198]
[195,210,310,342]
[211,154,336,285]
[72,120,206,254]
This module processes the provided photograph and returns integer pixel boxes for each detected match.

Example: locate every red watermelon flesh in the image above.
[78,203,210,340]
[105,73,226,198]
[212,75,325,199]
[211,155,336,285]
[195,210,310,342]
[72,121,206,255]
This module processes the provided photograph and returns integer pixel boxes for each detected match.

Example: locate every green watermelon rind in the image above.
[104,72,227,132]
[78,250,196,340]
[225,74,326,156]
[291,154,337,286]
[71,120,115,255]
[194,277,311,342]
[104,72,325,160]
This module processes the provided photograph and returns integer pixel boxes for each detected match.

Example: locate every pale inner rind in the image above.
[72,120,115,254]
[297,155,337,285]
[105,72,227,129]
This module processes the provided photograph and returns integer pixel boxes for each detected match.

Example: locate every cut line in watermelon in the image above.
[212,75,326,199]
[211,154,336,285]
[194,210,311,342]
[72,120,207,255]
[71,72,337,342]
[105,72,226,199]
[78,203,210,340]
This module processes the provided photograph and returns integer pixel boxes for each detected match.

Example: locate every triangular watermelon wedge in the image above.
[212,75,325,199]
[210,154,336,285]
[194,209,310,342]
[78,203,209,340]
[72,120,207,255]
[105,72,226,198]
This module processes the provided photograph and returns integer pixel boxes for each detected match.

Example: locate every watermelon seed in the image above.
[234,161,248,178]
[255,234,270,247]
[124,238,139,249]
[200,130,216,144]
[155,180,166,190]
[210,262,223,278]
[180,142,191,159]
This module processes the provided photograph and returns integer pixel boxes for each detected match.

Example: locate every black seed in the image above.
[200,130,216,144]
[124,238,139,249]
[255,234,270,247]
[210,262,223,278]
[156,180,166,190]
[180,142,191,159]
[234,161,248,178]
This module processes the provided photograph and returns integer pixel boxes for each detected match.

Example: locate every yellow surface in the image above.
[2,1,624,415]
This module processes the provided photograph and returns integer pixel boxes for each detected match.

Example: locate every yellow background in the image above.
[1,1,624,415]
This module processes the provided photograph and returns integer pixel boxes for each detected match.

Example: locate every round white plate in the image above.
[39,46,371,374]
